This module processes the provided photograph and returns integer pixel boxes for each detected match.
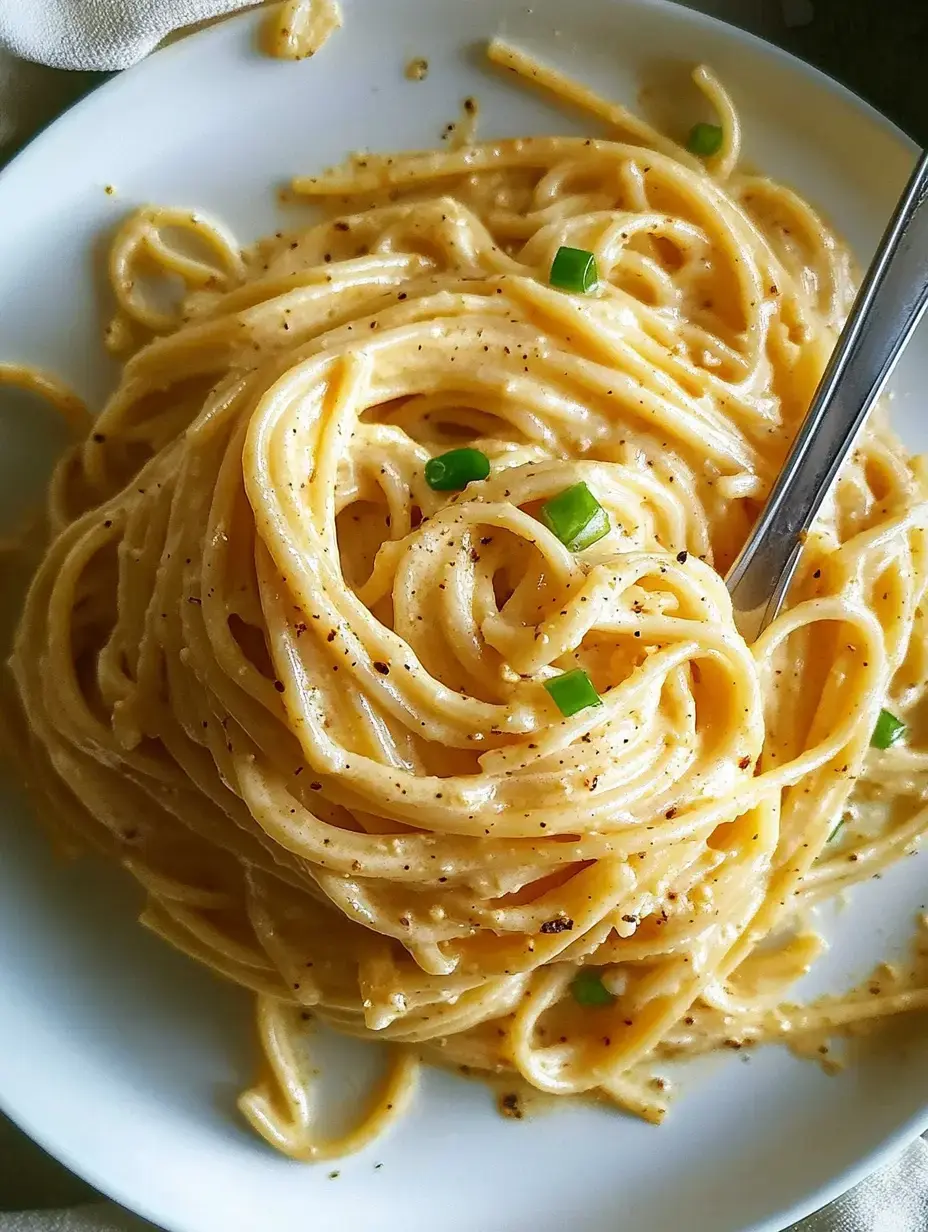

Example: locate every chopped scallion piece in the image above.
[544,668,601,717]
[828,816,847,843]
[424,447,490,492]
[571,968,615,1007]
[568,504,609,551]
[686,122,723,157]
[539,481,610,552]
[549,245,598,294]
[871,708,906,750]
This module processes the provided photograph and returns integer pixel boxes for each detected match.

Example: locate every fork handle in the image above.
[726,148,928,644]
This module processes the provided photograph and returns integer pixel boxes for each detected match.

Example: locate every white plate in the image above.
[0,3,925,1230]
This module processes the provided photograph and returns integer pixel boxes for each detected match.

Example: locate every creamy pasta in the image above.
[5,42,928,1158]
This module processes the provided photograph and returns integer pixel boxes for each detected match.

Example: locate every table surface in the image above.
[0,0,925,1217]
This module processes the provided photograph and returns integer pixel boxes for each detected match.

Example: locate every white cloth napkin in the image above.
[0,0,256,70]
[0,0,255,150]
[0,1,925,1230]
[794,1137,928,1231]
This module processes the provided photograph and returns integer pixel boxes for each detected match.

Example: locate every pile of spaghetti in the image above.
[8,42,928,1158]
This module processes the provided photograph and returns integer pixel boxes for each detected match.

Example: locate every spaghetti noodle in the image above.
[7,43,928,1156]
[263,0,343,62]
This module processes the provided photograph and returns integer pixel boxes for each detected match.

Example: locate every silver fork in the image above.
[726,149,928,644]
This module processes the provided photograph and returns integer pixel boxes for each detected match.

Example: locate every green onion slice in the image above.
[871,708,906,750]
[544,668,602,718]
[571,968,615,1007]
[424,447,490,492]
[549,245,598,293]
[686,122,723,157]
[539,482,610,552]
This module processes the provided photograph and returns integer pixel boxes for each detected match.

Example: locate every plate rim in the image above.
[0,3,923,1230]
